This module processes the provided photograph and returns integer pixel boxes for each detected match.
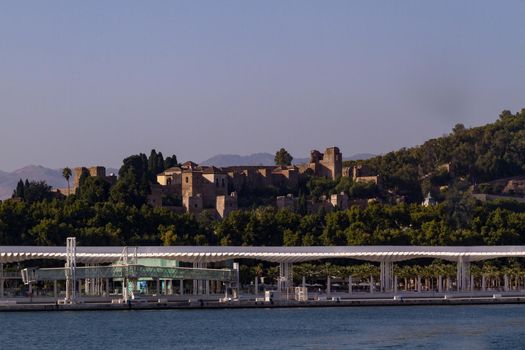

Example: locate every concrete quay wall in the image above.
[2,294,525,312]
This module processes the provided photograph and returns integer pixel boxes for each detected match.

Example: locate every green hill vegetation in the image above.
[347,108,525,202]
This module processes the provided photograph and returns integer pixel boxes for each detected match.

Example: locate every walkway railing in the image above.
[0,271,22,279]
[22,265,236,284]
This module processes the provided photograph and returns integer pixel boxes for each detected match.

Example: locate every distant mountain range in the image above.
[201,152,376,167]
[0,165,67,200]
[0,165,119,200]
[200,153,276,167]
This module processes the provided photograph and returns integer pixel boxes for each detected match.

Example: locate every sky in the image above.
[1,1,524,171]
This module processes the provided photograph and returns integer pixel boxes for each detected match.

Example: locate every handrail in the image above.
[21,264,236,284]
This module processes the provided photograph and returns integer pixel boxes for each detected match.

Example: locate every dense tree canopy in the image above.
[12,180,53,204]
[2,192,525,248]
[274,148,293,166]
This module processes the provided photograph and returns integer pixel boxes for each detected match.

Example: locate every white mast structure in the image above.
[64,237,77,303]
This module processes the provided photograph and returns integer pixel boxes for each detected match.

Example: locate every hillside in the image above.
[349,109,525,202]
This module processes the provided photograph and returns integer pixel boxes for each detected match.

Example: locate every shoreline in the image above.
[2,295,525,312]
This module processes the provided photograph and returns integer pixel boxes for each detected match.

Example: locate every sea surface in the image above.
[1,305,525,349]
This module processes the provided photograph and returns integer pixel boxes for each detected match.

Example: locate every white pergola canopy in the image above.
[2,245,525,264]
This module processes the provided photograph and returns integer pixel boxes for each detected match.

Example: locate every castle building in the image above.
[216,192,238,219]
[297,147,342,180]
[276,192,349,214]
[153,146,344,218]
[350,164,381,185]
[155,162,237,218]
[330,192,349,209]
[56,166,116,196]
[73,166,115,189]
[276,194,298,211]
[183,193,203,214]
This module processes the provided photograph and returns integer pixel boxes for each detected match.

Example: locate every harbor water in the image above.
[1,305,525,349]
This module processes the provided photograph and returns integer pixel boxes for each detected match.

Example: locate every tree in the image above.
[274,148,293,166]
[12,179,24,198]
[13,180,53,204]
[499,110,512,120]
[77,176,111,204]
[148,149,165,182]
[452,123,466,134]
[110,168,148,208]
[350,181,381,199]
[307,176,337,197]
[164,154,178,169]
[62,167,72,195]
[111,154,151,207]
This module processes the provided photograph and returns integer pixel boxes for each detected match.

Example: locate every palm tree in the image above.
[394,265,412,291]
[350,263,379,292]
[482,263,500,290]
[62,167,72,195]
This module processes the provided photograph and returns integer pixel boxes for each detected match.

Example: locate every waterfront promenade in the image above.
[3,243,525,311]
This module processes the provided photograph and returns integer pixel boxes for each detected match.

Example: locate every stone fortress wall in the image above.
[71,147,380,219]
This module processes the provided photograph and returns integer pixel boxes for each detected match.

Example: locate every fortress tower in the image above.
[320,147,342,179]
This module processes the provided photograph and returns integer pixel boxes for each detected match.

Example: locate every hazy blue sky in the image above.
[1,1,524,171]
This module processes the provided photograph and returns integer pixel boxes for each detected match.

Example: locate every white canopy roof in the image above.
[2,245,525,264]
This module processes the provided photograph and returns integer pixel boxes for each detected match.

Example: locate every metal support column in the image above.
[348,276,352,294]
[278,263,284,291]
[380,261,394,292]
[65,237,77,303]
[278,262,293,292]
[394,276,398,293]
[232,262,240,300]
[122,279,128,302]
[203,262,209,295]
[121,246,129,302]
[192,263,198,295]
[326,276,331,295]
[0,263,4,298]
[456,257,471,292]
[85,264,91,296]
[198,262,208,295]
